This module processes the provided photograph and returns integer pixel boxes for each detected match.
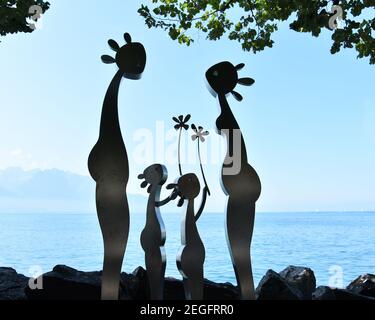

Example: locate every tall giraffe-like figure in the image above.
[88,33,146,300]
[205,61,261,300]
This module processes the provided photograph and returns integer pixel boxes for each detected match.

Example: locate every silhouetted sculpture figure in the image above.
[205,61,261,300]
[169,174,209,300]
[138,164,177,300]
[88,33,146,300]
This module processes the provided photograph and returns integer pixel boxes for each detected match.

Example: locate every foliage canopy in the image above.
[138,0,375,64]
[0,0,49,37]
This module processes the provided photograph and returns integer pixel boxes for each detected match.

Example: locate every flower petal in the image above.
[191,135,198,141]
[178,115,184,121]
[140,181,148,188]
[200,136,206,142]
[202,131,209,136]
[173,117,179,123]
[174,124,181,130]
[183,124,189,130]
[184,114,191,123]
[191,124,197,132]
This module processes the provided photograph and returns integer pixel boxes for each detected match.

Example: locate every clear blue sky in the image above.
[0,0,374,212]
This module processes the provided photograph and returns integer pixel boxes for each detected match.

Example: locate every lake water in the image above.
[0,212,374,288]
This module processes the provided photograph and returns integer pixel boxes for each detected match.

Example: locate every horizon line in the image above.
[0,210,374,215]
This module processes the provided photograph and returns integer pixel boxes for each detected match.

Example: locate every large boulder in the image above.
[312,286,336,300]
[24,265,238,300]
[279,266,316,299]
[125,266,150,300]
[256,270,304,300]
[25,265,105,300]
[346,274,375,298]
[312,286,375,300]
[129,266,239,300]
[10,264,375,301]
[203,279,239,300]
[0,267,28,300]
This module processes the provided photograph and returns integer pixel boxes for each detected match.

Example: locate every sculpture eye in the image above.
[213,70,219,77]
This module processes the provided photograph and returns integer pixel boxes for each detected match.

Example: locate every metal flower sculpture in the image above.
[191,124,211,196]
[191,124,209,142]
[173,114,191,176]
[164,118,211,300]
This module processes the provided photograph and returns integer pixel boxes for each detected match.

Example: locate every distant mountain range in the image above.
[0,167,147,214]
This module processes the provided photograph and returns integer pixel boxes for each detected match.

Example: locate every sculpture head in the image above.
[101,33,146,80]
[178,173,200,200]
[167,173,200,207]
[205,61,255,101]
[138,164,167,193]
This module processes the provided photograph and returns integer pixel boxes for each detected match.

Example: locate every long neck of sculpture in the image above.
[218,93,248,163]
[182,200,196,245]
[218,93,240,129]
[147,186,160,217]
[99,70,124,140]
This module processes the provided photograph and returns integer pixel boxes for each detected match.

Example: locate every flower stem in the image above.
[197,139,210,195]
[178,128,183,176]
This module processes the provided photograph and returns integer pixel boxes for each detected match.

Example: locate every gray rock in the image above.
[126,266,149,299]
[279,265,316,299]
[2,264,373,301]
[202,279,239,300]
[312,286,336,300]
[25,265,103,300]
[130,266,239,300]
[256,270,304,300]
[24,265,133,300]
[0,267,28,300]
[347,274,375,298]
[23,265,238,300]
[312,286,375,300]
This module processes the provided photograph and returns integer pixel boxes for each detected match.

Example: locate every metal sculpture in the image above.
[88,32,146,300]
[138,164,177,300]
[137,115,211,300]
[170,119,210,300]
[205,61,262,300]
[173,114,191,176]
[169,174,209,300]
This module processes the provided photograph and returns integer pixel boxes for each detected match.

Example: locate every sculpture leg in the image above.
[188,269,204,300]
[101,239,127,300]
[225,198,256,300]
[96,183,129,300]
[145,249,166,300]
[182,265,204,300]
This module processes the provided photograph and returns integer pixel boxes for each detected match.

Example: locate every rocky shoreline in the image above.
[0,265,374,300]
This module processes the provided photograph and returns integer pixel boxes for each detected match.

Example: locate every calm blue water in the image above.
[0,212,374,287]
